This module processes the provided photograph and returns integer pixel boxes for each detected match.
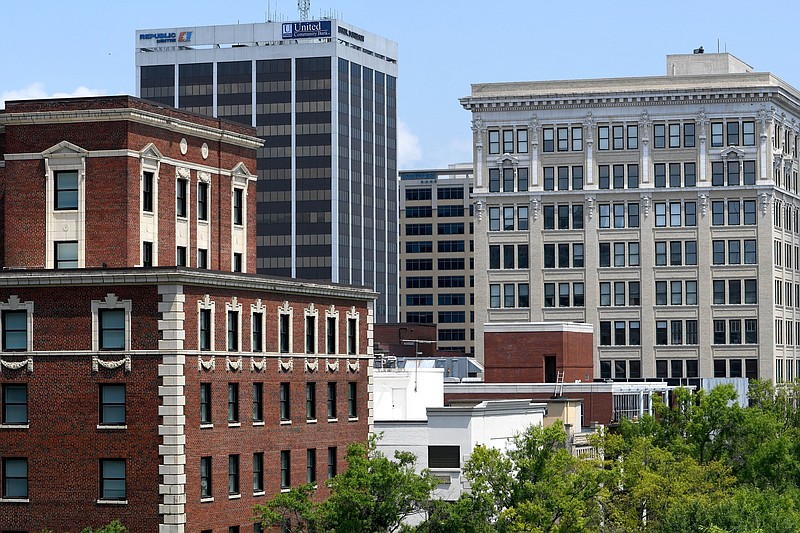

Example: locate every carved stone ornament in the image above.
[585,196,595,219]
[474,200,484,222]
[92,354,131,373]
[584,112,595,144]
[198,355,215,372]
[639,111,652,142]
[0,356,33,373]
[347,360,360,373]
[760,192,772,215]
[529,114,539,145]
[699,194,709,217]
[759,105,769,138]
[326,359,340,373]
[641,195,652,217]
[471,117,484,134]
[305,358,319,373]
[530,198,540,221]
[278,357,294,373]
[226,355,243,372]
[697,108,708,139]
[250,356,267,373]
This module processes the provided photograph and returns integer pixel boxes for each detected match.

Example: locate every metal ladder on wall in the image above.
[554,370,565,397]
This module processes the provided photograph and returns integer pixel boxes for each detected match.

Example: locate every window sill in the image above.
[200,423,213,429]
[0,498,29,503]
[280,488,290,493]
[306,419,317,424]
[0,424,29,429]
[327,418,338,423]
[228,494,241,500]
[97,499,128,505]
[280,420,291,426]
[228,422,241,428]
[200,497,214,503]
[348,417,359,422]
[253,491,265,497]
[253,421,265,427]
[97,424,127,430]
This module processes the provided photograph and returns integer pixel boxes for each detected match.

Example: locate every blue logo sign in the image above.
[139,31,192,44]
[282,20,332,39]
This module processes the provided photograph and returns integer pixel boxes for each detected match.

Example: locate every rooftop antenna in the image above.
[298,0,310,20]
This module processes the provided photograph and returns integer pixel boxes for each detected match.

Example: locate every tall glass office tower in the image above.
[135,21,399,322]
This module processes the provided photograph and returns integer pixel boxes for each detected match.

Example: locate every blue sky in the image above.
[3,1,799,169]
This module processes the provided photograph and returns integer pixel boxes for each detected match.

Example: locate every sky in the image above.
[3,1,800,170]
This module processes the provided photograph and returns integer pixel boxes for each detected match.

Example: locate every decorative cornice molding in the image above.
[0,356,33,372]
[198,355,215,372]
[92,354,131,373]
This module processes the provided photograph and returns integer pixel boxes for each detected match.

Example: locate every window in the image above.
[629,282,641,306]
[176,246,187,267]
[55,170,79,210]
[613,125,624,150]
[347,318,357,355]
[99,309,125,350]
[252,383,263,423]
[226,455,240,496]
[306,383,316,421]
[711,122,724,147]
[142,172,154,213]
[176,178,188,218]
[3,458,27,499]
[198,248,208,269]
[542,128,554,152]
[228,310,239,352]
[280,450,291,489]
[627,125,638,149]
[280,382,290,421]
[200,456,212,498]
[324,316,337,355]
[669,124,680,148]
[517,129,529,153]
[598,126,609,150]
[252,312,263,352]
[307,449,317,483]
[628,242,640,266]
[714,320,726,344]
[233,253,243,273]
[727,121,740,146]
[428,446,460,469]
[100,459,126,501]
[2,384,27,425]
[327,382,337,419]
[253,452,264,493]
[305,315,316,354]
[572,127,583,151]
[233,188,244,226]
[200,383,211,424]
[743,121,755,146]
[1,310,27,352]
[519,284,530,308]
[55,241,79,269]
[228,383,239,424]
[654,124,665,148]
[328,447,337,479]
[505,284,516,307]
[99,384,125,426]
[197,182,209,221]
[199,309,212,351]
[684,123,696,147]
[686,321,698,345]
[348,382,357,418]
[557,127,568,151]
[279,314,290,354]
[656,321,668,345]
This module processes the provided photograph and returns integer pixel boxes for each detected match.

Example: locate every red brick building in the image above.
[0,97,375,533]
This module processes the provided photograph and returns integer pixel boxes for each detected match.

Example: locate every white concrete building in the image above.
[462,52,800,383]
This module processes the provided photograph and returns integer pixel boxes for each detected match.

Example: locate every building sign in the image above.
[338,26,365,42]
[282,20,332,39]
[139,31,192,44]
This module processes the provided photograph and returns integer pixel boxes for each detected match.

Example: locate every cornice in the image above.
[0,268,377,302]
[0,107,263,149]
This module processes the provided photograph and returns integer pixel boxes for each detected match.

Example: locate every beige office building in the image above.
[463,52,800,382]
[399,166,475,354]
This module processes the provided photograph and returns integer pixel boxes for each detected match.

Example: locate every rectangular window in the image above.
[503,245,515,269]
[198,248,208,269]
[253,452,264,493]
[348,382,358,418]
[599,242,610,267]
[199,309,212,351]
[325,317,336,354]
[598,126,609,150]
[558,243,570,268]
[714,320,726,344]
[176,178,188,218]
[519,284,530,308]
[656,281,667,305]
[656,321,668,345]
[599,322,611,346]
[686,321,698,345]
[713,240,725,265]
[712,162,725,186]
[142,172,154,212]
[655,203,666,227]
[600,282,611,307]
[3,458,27,499]
[305,315,316,354]
[729,319,742,344]
[279,314,290,354]
[557,127,568,151]
[503,168,514,192]
[711,122,724,147]
[614,282,625,306]
[630,322,641,346]
[543,167,554,191]
[684,123,696,147]
[280,382,290,421]
[655,241,667,266]
[488,169,500,192]
[628,242,639,266]
[743,121,755,146]
[518,206,529,230]
[728,161,740,186]
[572,204,584,229]
[347,318,357,355]
[558,166,569,191]
[228,311,239,352]
[745,319,758,344]
[99,309,125,350]
[654,124,665,149]
[627,125,638,149]
[518,244,529,269]
[2,384,27,425]
[517,129,528,153]
[100,459,126,501]
[197,182,209,221]
[745,279,758,304]
[669,124,680,148]
[200,456,212,498]
[55,241,79,269]
[727,121,740,146]
[503,207,515,231]
[714,280,726,304]
[543,283,555,308]
[558,283,569,308]
[228,454,240,495]
[572,127,583,151]
[628,164,639,188]
[670,241,682,266]
[228,383,239,423]
[503,130,514,153]
[671,320,683,345]
[669,163,681,187]
[684,163,696,187]
[614,242,625,267]
[307,449,317,484]
[629,282,641,306]
[328,447,337,479]
[599,204,610,228]
[280,450,291,489]
[669,202,681,227]
[252,383,263,423]
[542,128,554,152]
[176,246,187,267]
[614,203,625,228]
[2,310,27,352]
[55,170,79,210]
[686,281,697,305]
[598,165,610,189]
[491,284,502,308]
[200,383,211,424]
[306,383,316,421]
[428,445,460,469]
[712,201,724,226]
[99,384,125,426]
[233,253,243,273]
[327,382,337,419]
[670,280,683,305]
[613,125,624,150]
[252,312,263,352]
[573,243,584,267]
[614,321,626,346]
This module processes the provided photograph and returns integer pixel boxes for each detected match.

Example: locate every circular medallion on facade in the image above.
[201,143,209,160]
[180,138,188,155]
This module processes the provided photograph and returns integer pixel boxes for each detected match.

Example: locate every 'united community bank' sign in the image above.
[282,20,332,39]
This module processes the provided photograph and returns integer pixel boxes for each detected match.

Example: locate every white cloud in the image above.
[1,83,105,108]
[397,119,423,169]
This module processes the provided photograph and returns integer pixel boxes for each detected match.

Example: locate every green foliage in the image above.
[38,520,128,533]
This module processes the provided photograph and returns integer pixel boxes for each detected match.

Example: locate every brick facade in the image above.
[0,97,376,533]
